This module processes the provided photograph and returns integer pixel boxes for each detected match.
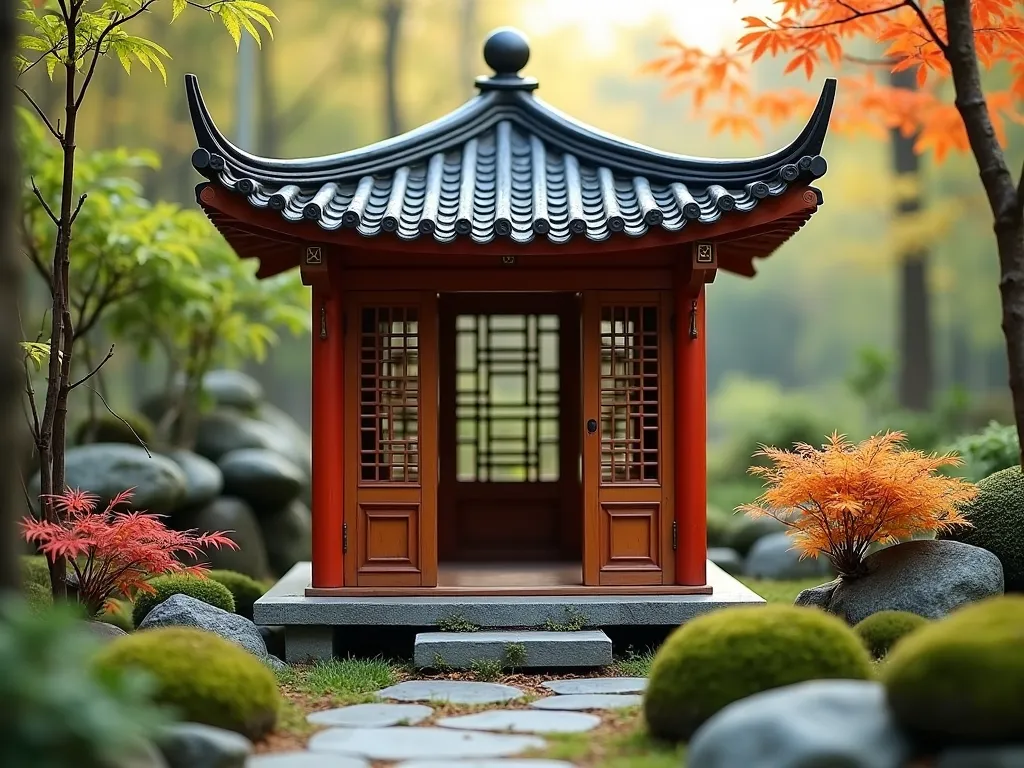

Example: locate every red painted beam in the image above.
[310,286,345,588]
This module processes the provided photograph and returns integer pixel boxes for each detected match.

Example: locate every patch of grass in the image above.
[470,658,504,682]
[543,606,588,631]
[275,697,317,739]
[504,642,527,668]
[537,708,684,767]
[436,613,480,632]
[276,657,402,702]
[610,647,656,678]
[737,576,828,605]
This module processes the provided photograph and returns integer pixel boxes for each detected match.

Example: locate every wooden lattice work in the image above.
[600,305,660,483]
[359,307,420,482]
[455,313,560,482]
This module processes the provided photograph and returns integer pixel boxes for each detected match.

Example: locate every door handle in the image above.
[586,419,598,435]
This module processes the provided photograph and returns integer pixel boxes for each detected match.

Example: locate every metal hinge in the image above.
[319,303,328,340]
[672,520,678,551]
[342,522,348,554]
[688,300,698,339]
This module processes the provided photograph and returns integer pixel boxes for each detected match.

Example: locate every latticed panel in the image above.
[599,305,659,483]
[359,307,419,483]
[455,313,560,482]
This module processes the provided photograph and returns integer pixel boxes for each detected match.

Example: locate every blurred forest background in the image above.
[16,0,1024,490]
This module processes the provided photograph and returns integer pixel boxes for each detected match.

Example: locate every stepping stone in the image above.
[378,680,525,705]
[396,762,577,768]
[247,752,369,767]
[437,709,600,734]
[414,630,612,669]
[307,703,432,727]
[542,677,647,695]
[530,693,642,711]
[308,726,545,761]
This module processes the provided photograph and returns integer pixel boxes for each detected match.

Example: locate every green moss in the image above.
[206,570,266,621]
[132,574,235,626]
[94,627,279,740]
[882,595,1024,745]
[97,599,135,632]
[643,604,874,742]
[23,582,53,615]
[20,555,52,590]
[74,412,155,446]
[938,465,1024,592]
[854,610,929,660]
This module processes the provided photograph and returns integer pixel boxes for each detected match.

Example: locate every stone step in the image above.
[414,630,612,669]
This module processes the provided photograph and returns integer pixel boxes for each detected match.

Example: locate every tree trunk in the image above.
[0,0,24,593]
[941,0,1024,463]
[382,0,404,138]
[890,68,934,412]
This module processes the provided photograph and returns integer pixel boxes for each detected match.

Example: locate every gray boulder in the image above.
[938,746,1024,768]
[795,539,1004,625]
[254,402,312,479]
[202,369,264,412]
[165,450,223,508]
[194,411,281,463]
[687,679,911,768]
[83,621,128,643]
[138,594,269,660]
[729,515,789,556]
[219,449,305,511]
[171,497,270,580]
[708,547,744,576]
[260,500,313,576]
[745,533,833,580]
[156,723,252,768]
[107,739,169,768]
[30,444,187,515]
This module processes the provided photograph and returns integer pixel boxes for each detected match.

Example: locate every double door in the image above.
[343,289,674,588]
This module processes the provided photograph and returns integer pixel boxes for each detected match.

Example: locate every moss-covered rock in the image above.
[882,595,1024,745]
[74,412,155,447]
[132,574,235,627]
[854,610,929,660]
[938,465,1024,592]
[207,570,266,621]
[94,627,279,740]
[643,604,874,742]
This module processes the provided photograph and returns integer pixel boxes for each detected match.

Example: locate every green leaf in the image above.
[171,0,187,22]
[218,5,242,49]
[45,54,57,80]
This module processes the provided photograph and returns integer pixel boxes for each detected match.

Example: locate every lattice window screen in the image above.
[455,314,560,482]
[600,305,659,483]
[359,307,419,482]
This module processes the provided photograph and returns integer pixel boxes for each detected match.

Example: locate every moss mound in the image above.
[882,595,1024,745]
[643,604,874,742]
[938,465,1024,592]
[132,574,235,626]
[94,627,279,740]
[207,570,266,621]
[74,412,155,446]
[854,610,929,659]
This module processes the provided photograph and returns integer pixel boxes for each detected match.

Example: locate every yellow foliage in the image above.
[738,431,978,578]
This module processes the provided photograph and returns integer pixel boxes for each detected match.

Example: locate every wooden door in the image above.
[582,291,674,586]
[344,292,438,587]
[438,293,581,562]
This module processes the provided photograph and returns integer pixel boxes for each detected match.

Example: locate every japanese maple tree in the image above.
[739,431,978,577]
[20,487,238,616]
[647,0,1024,459]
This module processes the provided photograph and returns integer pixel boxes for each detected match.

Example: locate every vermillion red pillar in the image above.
[311,286,344,587]
[674,280,708,586]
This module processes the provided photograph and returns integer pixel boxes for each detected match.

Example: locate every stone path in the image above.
[247,676,647,766]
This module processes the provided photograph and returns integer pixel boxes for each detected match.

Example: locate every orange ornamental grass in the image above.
[738,431,978,578]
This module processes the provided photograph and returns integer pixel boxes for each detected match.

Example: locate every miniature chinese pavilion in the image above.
[187,28,833,598]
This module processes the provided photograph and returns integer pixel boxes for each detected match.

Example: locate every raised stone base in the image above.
[254,562,764,662]
[414,630,613,669]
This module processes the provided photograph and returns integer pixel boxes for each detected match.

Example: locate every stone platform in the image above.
[253,562,764,663]
[413,630,613,669]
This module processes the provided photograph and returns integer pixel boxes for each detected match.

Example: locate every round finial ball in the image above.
[483,27,530,76]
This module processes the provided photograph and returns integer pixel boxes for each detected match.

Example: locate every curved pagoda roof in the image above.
[188,27,833,254]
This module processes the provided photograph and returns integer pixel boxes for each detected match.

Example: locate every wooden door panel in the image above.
[583,292,673,586]
[345,292,438,587]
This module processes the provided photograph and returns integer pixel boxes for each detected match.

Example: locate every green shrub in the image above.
[20,554,51,590]
[854,610,929,660]
[23,582,53,615]
[207,570,266,620]
[74,411,155,446]
[944,421,1020,482]
[882,595,1024,745]
[643,604,874,742]
[728,515,788,557]
[0,596,167,768]
[132,574,235,626]
[94,627,279,740]
[706,506,739,548]
[938,465,1024,592]
[98,599,135,632]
